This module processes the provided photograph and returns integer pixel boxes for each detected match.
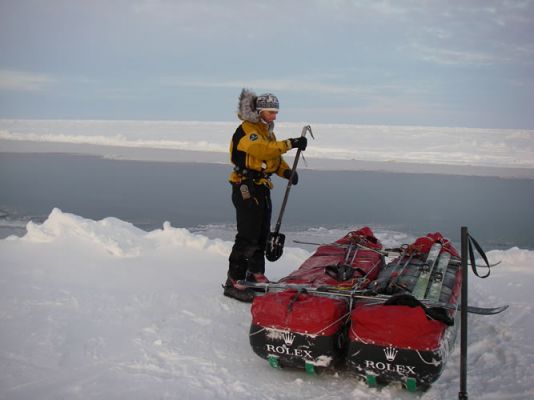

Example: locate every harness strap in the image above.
[233,166,272,181]
[287,289,304,313]
[467,234,491,278]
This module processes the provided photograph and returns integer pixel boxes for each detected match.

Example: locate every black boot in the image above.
[223,278,255,303]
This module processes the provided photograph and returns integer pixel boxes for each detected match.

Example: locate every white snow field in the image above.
[1,119,533,178]
[1,209,533,399]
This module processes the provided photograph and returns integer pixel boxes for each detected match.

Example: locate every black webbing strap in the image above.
[383,293,454,326]
[287,289,305,313]
[467,233,491,278]
[324,264,366,282]
[233,166,271,181]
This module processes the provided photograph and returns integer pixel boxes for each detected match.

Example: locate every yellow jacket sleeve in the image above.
[236,133,291,160]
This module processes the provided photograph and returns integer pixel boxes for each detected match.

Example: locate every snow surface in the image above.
[1,119,534,174]
[1,209,533,399]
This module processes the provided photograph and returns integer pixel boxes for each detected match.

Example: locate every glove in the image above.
[283,169,299,185]
[289,136,307,151]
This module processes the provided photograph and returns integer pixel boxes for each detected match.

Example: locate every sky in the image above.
[1,0,533,129]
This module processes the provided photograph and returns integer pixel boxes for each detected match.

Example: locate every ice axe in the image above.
[266,125,314,262]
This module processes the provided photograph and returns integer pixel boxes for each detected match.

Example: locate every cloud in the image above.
[407,43,498,66]
[159,76,355,94]
[157,75,419,97]
[0,70,55,91]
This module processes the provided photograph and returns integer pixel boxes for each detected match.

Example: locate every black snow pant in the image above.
[228,182,272,281]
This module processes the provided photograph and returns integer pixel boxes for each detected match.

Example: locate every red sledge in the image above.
[346,232,461,390]
[246,227,506,392]
[249,227,385,373]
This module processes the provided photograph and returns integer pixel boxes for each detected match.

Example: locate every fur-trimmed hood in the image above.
[237,89,276,134]
[237,88,261,123]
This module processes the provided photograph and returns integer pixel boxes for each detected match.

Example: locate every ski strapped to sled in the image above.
[240,281,509,315]
[411,242,442,299]
[426,251,452,302]
[385,245,415,293]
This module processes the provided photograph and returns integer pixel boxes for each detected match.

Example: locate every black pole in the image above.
[272,145,303,234]
[459,226,469,400]
[272,125,311,235]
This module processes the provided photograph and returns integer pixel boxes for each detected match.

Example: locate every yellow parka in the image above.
[229,120,292,188]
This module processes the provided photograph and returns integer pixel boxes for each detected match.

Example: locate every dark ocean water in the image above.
[1,152,533,250]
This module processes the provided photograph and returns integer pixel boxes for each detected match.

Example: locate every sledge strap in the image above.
[325,264,366,282]
[467,233,491,278]
[384,294,454,326]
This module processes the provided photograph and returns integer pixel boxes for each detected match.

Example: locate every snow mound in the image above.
[487,247,534,274]
[19,208,234,258]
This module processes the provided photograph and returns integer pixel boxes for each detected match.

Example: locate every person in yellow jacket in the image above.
[224,89,307,302]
